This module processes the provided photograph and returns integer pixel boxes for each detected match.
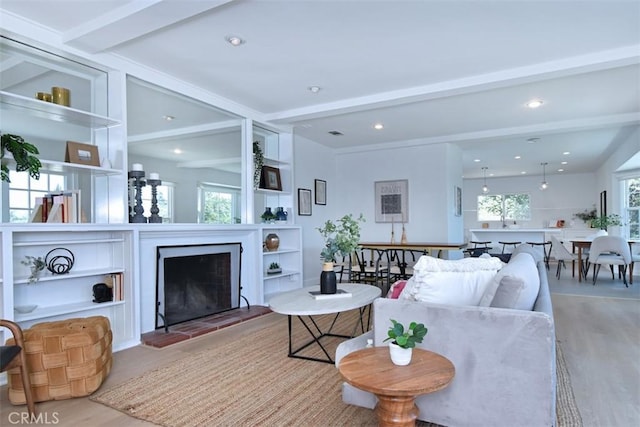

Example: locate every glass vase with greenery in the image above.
[317,213,365,264]
[590,214,623,230]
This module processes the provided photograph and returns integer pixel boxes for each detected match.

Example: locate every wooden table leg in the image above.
[374,394,419,427]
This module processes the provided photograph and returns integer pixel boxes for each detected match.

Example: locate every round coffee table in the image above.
[269,283,381,363]
[338,347,455,426]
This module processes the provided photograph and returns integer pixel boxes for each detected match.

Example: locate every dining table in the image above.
[571,238,639,283]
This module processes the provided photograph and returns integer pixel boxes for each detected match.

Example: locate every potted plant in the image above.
[317,213,365,293]
[267,262,281,274]
[573,207,597,224]
[21,255,46,284]
[384,319,428,365]
[1,133,42,183]
[590,214,623,230]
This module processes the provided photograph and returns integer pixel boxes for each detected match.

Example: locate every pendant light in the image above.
[481,167,489,194]
[540,162,549,190]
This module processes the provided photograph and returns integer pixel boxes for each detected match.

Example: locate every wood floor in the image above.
[1,267,639,427]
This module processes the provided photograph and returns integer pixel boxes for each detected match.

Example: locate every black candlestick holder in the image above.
[128,170,147,223]
[147,178,162,223]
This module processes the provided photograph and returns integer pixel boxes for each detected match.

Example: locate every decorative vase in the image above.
[388,341,413,366]
[320,262,337,294]
[262,207,274,223]
[264,233,280,251]
[275,207,288,222]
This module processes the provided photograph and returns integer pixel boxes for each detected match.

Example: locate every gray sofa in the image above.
[335,254,556,427]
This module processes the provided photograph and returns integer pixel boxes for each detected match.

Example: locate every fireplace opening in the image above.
[156,243,242,329]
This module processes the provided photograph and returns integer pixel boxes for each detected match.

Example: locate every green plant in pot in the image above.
[384,319,428,365]
[590,214,623,230]
[267,262,281,274]
[1,133,42,183]
[317,213,365,293]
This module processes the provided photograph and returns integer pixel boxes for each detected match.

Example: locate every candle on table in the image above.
[149,172,160,180]
[132,163,143,171]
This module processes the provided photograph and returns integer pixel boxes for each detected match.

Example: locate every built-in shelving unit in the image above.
[1,36,125,224]
[4,226,137,350]
[260,225,302,302]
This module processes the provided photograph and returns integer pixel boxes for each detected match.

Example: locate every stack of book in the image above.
[29,190,84,223]
[107,272,125,301]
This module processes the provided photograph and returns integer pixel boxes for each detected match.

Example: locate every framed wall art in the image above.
[314,179,326,205]
[259,166,282,191]
[298,188,312,216]
[374,179,408,223]
[65,141,100,167]
[454,185,462,217]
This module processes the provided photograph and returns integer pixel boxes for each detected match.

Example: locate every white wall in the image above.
[294,140,465,286]
[293,135,338,286]
[463,172,598,235]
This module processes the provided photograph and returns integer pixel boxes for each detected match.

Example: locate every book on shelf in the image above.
[105,272,124,301]
[309,289,352,300]
[30,190,83,223]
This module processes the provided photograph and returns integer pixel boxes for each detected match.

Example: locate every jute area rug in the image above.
[91,310,582,427]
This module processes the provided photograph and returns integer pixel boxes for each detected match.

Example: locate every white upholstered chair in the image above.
[586,235,631,286]
[549,235,579,279]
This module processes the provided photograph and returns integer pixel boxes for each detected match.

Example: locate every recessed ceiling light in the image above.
[474,159,481,162]
[563,151,570,155]
[163,115,175,121]
[526,137,540,143]
[558,169,564,172]
[521,171,527,174]
[514,155,521,160]
[373,123,384,130]
[225,35,245,46]
[526,99,544,109]
[173,148,183,154]
[561,161,568,165]
[308,86,321,93]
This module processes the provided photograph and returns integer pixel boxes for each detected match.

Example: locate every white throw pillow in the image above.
[479,252,540,310]
[400,270,498,306]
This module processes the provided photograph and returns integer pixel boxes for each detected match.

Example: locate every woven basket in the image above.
[6,315,112,404]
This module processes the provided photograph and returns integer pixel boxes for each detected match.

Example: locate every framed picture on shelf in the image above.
[298,188,312,216]
[64,141,100,167]
[374,179,408,223]
[260,166,282,191]
[314,179,326,205]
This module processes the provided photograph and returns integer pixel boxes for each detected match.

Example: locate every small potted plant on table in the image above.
[384,319,428,365]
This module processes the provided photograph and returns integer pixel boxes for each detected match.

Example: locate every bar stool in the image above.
[527,241,552,270]
[498,241,521,254]
[465,241,492,257]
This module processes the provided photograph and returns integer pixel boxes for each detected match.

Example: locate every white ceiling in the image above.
[1,0,639,178]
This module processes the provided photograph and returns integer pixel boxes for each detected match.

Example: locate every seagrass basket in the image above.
[5,315,112,404]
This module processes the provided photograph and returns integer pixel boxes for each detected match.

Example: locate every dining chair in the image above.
[585,236,631,287]
[351,248,389,292]
[1,319,36,417]
[549,235,579,280]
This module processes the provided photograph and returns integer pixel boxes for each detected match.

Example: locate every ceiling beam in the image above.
[62,0,234,53]
[266,46,640,124]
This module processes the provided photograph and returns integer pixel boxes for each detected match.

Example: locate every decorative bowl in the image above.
[14,304,38,314]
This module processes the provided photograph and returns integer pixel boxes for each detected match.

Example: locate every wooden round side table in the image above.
[338,347,455,427]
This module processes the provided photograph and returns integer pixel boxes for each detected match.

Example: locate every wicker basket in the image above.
[6,316,112,404]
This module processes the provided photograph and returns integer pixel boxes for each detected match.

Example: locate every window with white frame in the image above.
[477,193,531,223]
[7,170,66,223]
[198,182,241,224]
[141,181,174,223]
[623,176,640,239]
